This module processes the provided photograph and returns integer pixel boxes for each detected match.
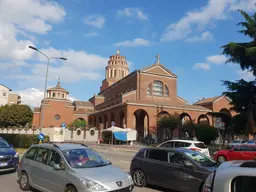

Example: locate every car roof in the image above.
[140,147,193,153]
[31,143,88,150]
[160,139,203,144]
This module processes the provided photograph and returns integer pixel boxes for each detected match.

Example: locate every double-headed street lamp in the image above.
[29,46,67,133]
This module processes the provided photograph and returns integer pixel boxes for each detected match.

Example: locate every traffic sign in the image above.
[111,121,115,126]
[214,118,222,128]
[38,133,45,141]
[61,123,66,129]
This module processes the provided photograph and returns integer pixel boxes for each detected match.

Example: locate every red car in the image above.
[214,144,256,163]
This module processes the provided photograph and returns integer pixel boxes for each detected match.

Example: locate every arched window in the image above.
[152,80,163,96]
[147,83,152,95]
[164,85,169,97]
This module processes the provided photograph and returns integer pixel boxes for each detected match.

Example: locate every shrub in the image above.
[0,134,50,148]
[194,124,218,145]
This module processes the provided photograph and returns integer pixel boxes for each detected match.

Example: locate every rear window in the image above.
[231,176,256,192]
[194,142,207,149]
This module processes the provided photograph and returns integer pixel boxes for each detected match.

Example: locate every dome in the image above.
[46,78,70,100]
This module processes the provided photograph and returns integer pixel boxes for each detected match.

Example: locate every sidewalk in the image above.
[85,142,147,152]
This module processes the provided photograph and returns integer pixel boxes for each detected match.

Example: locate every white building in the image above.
[0,84,12,106]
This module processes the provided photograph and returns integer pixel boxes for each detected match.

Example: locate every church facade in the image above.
[32,50,235,141]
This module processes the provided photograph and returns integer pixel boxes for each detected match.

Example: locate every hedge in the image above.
[0,134,50,148]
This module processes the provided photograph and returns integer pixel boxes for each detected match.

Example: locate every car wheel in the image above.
[217,155,227,163]
[132,169,147,187]
[65,185,77,192]
[19,171,30,191]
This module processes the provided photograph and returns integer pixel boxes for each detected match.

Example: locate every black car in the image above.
[130,147,218,192]
[0,137,19,172]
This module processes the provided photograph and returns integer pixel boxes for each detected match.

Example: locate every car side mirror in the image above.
[53,161,66,171]
[183,162,195,169]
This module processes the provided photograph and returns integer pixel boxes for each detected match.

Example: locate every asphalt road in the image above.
[0,146,165,192]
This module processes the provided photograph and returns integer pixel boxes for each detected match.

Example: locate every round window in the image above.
[77,129,81,136]
[90,129,95,136]
[54,114,61,120]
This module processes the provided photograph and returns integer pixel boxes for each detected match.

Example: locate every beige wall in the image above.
[0,85,10,106]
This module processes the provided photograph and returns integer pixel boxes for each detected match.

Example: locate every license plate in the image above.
[0,163,8,167]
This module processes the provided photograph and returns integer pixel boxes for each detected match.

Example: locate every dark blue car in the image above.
[0,137,19,172]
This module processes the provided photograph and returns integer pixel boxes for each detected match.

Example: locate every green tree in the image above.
[222,10,256,76]
[0,104,33,128]
[157,113,181,140]
[222,80,256,134]
[194,124,218,145]
[232,113,248,135]
[68,118,87,130]
[181,120,196,138]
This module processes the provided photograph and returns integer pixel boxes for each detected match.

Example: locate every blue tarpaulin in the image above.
[113,131,127,141]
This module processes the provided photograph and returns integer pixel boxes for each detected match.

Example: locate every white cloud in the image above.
[193,63,211,70]
[114,38,151,47]
[84,15,105,28]
[17,88,76,107]
[161,0,256,42]
[236,70,255,81]
[84,32,98,37]
[206,55,227,64]
[229,0,256,12]
[0,0,65,61]
[117,8,148,20]
[186,31,213,42]
[6,48,109,85]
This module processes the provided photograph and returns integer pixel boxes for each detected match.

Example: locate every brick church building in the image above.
[32,50,235,141]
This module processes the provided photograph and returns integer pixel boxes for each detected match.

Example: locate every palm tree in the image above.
[222,10,256,76]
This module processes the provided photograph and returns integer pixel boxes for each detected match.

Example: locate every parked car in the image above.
[17,143,134,192]
[245,139,256,145]
[157,139,210,157]
[130,147,218,192]
[202,160,256,192]
[0,137,19,172]
[214,144,256,163]
[227,140,247,147]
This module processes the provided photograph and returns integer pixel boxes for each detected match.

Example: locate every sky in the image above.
[0,0,255,107]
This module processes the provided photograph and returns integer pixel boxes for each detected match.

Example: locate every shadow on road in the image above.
[145,184,178,192]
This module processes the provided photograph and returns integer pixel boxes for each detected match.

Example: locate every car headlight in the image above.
[127,173,133,183]
[81,179,107,191]
[14,152,19,158]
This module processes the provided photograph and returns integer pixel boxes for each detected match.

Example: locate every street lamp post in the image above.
[29,46,67,133]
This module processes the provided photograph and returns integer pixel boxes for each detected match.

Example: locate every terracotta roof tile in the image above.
[73,101,94,107]
[140,63,177,77]
[127,100,211,111]
[34,107,41,112]
[194,96,221,105]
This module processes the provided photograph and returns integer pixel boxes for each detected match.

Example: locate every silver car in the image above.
[17,143,134,192]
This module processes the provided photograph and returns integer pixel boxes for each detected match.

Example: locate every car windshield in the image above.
[62,148,111,168]
[184,150,216,166]
[0,140,9,148]
[232,140,241,143]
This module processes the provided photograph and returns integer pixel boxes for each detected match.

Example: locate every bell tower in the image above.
[100,49,129,92]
